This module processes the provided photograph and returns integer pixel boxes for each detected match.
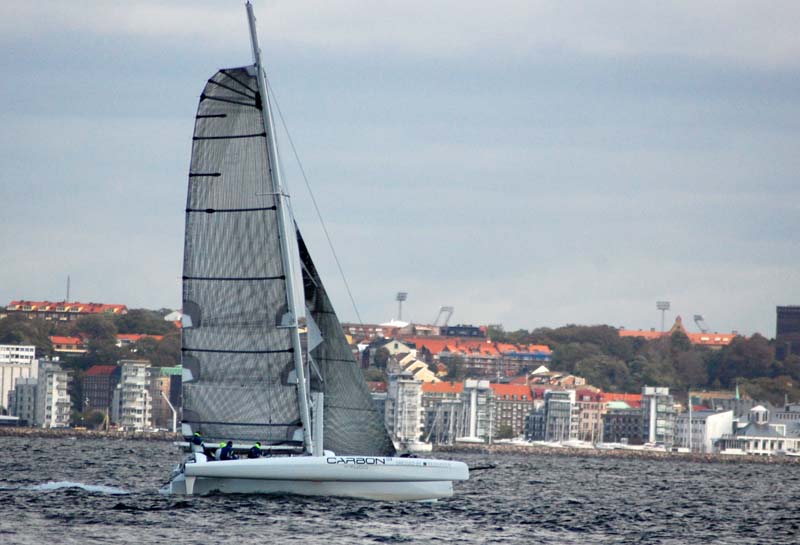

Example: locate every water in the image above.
[1,437,799,544]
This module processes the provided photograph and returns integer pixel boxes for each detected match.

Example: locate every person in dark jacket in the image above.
[219,440,238,461]
[248,442,262,459]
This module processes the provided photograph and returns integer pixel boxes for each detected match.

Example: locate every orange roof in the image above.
[117,334,165,342]
[602,393,642,403]
[422,381,464,394]
[400,336,552,358]
[8,300,127,314]
[366,381,387,393]
[49,336,84,345]
[508,376,529,385]
[618,316,736,347]
[490,383,533,398]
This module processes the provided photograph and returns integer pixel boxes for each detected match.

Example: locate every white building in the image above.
[113,360,153,431]
[385,372,425,445]
[675,410,733,453]
[36,362,71,428]
[458,379,493,441]
[0,344,38,411]
[717,405,800,456]
[10,377,38,425]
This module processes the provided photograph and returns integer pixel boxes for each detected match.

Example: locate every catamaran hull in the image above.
[162,455,468,501]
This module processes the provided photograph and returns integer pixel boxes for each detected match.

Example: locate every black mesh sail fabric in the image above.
[182,67,300,444]
[298,231,396,456]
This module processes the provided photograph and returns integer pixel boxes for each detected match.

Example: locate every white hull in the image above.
[163,454,468,501]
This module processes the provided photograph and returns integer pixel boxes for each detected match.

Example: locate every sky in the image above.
[1,1,798,337]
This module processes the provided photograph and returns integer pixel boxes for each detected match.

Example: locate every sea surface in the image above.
[1,437,799,544]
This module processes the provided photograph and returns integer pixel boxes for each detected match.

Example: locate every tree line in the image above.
[488,324,800,405]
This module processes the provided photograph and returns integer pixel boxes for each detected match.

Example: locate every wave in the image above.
[24,481,130,495]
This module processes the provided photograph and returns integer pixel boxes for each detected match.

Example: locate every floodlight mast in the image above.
[656,301,671,332]
[396,292,408,321]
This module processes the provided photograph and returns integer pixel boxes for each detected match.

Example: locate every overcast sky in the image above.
[1,1,798,337]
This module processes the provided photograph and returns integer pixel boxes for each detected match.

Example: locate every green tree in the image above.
[495,424,515,440]
[575,355,629,392]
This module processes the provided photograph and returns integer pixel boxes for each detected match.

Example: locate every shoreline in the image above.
[2,427,796,465]
[435,442,800,465]
[0,426,179,442]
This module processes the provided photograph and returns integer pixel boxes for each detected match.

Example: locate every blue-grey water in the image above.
[1,437,799,544]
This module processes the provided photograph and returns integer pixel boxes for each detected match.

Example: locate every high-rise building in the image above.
[385,372,425,445]
[36,361,71,428]
[776,306,800,360]
[113,360,153,431]
[642,386,676,446]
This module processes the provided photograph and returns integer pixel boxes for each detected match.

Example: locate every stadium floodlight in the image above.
[656,301,671,332]
[396,292,408,321]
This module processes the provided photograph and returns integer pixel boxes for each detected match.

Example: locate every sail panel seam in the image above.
[219,69,258,94]
[182,348,293,354]
[199,94,258,108]
[207,78,256,99]
[186,206,277,213]
[193,132,266,141]
[183,275,284,281]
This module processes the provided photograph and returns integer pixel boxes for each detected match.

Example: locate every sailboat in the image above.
[162,2,469,501]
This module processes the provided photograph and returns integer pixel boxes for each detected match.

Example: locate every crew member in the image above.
[219,440,238,461]
[248,442,262,459]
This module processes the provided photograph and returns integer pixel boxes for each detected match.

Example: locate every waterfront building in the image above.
[82,365,120,411]
[674,410,734,453]
[459,379,494,441]
[602,402,643,444]
[150,366,181,431]
[526,389,579,442]
[5,300,127,321]
[112,360,153,431]
[642,386,676,446]
[36,361,71,428]
[490,383,535,437]
[776,306,800,360]
[385,372,426,446]
[0,344,38,412]
[10,377,38,425]
[575,388,605,443]
[421,381,465,445]
[717,405,800,455]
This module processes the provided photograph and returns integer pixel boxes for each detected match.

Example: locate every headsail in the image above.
[181,67,301,445]
[298,230,396,456]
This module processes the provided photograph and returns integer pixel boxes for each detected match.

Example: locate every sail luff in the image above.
[246,2,313,454]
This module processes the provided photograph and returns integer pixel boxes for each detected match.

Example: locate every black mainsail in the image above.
[181,67,301,444]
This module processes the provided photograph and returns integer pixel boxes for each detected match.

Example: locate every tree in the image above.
[575,355,629,392]
[443,355,466,381]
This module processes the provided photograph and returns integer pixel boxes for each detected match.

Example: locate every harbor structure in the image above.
[642,386,676,446]
[674,409,734,453]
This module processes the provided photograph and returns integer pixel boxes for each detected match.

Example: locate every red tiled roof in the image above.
[366,381,387,393]
[490,383,533,399]
[508,376,529,385]
[49,336,84,345]
[422,381,464,394]
[618,316,736,347]
[85,365,118,377]
[8,300,127,314]
[602,393,643,403]
[117,334,164,342]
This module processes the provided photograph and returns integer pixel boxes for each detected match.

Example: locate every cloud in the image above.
[3,1,800,68]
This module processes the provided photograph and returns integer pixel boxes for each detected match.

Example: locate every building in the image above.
[112,360,153,431]
[575,388,605,443]
[602,402,643,444]
[150,366,181,431]
[526,390,579,442]
[489,383,535,437]
[385,372,425,446]
[642,386,676,446]
[5,300,128,321]
[674,410,733,453]
[83,365,120,411]
[49,336,88,355]
[619,316,737,349]
[776,306,800,360]
[10,377,38,425]
[717,405,800,456]
[440,325,485,338]
[0,344,38,412]
[36,361,71,428]
[421,381,465,445]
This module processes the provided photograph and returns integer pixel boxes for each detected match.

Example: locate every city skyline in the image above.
[2,1,798,337]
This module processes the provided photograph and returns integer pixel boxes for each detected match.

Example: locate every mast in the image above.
[246,2,313,454]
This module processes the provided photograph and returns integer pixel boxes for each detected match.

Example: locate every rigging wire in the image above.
[265,77,364,325]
